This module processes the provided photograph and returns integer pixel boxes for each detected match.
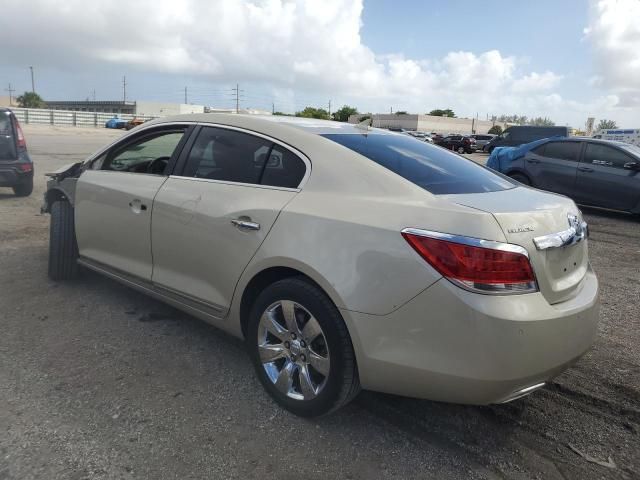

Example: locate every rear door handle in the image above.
[231,218,260,231]
[578,166,594,173]
[526,158,540,164]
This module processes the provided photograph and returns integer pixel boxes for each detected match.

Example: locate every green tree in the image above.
[596,119,618,130]
[331,105,359,122]
[395,111,408,115]
[529,116,555,126]
[273,111,293,116]
[488,125,503,135]
[16,91,45,108]
[428,108,455,117]
[295,107,330,120]
[358,114,371,122]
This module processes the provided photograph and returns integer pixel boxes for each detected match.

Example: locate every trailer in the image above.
[593,129,640,146]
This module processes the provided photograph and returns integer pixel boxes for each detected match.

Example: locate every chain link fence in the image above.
[10,107,157,128]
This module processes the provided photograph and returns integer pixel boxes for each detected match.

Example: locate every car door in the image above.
[574,142,640,211]
[524,140,581,196]
[151,125,308,317]
[75,125,192,280]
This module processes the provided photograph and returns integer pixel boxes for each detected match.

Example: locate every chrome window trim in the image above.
[168,175,300,193]
[401,227,530,258]
[401,228,537,296]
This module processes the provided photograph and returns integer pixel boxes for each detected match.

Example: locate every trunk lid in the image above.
[444,186,589,304]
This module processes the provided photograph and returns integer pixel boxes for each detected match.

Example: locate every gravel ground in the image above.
[0,125,638,479]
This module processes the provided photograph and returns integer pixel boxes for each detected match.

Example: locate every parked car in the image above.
[487,137,640,214]
[470,134,495,152]
[0,108,34,196]
[125,117,145,130]
[406,131,433,143]
[485,126,570,153]
[43,114,599,416]
[105,116,127,129]
[435,134,476,154]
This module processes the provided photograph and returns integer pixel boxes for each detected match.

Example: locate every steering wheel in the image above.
[147,156,171,174]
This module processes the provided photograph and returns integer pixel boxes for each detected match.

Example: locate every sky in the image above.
[0,0,638,127]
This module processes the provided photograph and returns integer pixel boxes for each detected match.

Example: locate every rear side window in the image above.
[322,133,514,195]
[542,141,581,162]
[183,127,306,187]
[261,145,307,188]
[584,143,632,168]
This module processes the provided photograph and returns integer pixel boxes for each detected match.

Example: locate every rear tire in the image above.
[457,146,465,154]
[13,178,33,197]
[509,173,531,186]
[48,201,79,280]
[247,277,360,417]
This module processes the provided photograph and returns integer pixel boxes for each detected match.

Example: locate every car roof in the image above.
[145,113,402,137]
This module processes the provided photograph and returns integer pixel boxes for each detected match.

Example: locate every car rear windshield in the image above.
[322,133,515,194]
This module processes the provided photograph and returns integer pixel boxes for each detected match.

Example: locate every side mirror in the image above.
[623,161,640,171]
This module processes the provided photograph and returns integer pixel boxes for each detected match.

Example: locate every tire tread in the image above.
[48,201,78,280]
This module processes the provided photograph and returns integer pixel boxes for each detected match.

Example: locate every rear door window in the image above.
[322,133,514,195]
[182,126,307,188]
[542,141,581,161]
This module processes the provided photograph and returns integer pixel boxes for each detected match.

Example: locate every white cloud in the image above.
[584,0,640,106]
[4,0,633,126]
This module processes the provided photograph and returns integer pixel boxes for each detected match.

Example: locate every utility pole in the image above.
[29,66,35,93]
[92,89,96,101]
[328,99,331,118]
[231,83,244,113]
[390,106,393,114]
[122,76,127,102]
[5,83,15,106]
[272,101,275,114]
[184,86,188,104]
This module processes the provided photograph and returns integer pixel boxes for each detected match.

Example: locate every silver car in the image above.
[44,114,599,417]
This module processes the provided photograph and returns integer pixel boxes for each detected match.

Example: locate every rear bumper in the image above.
[342,267,599,404]
[0,165,33,187]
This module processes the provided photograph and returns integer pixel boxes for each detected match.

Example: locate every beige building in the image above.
[349,113,505,135]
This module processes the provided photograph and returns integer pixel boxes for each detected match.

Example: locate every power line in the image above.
[5,83,15,106]
[230,83,244,113]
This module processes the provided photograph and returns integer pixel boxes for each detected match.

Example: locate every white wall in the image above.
[349,113,505,134]
[135,101,204,116]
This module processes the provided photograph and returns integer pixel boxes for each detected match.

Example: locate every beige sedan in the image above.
[44,114,599,416]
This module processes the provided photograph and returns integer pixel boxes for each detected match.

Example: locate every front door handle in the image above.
[578,166,594,173]
[526,158,540,164]
[231,218,260,231]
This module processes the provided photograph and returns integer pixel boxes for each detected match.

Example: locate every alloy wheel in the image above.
[257,300,330,400]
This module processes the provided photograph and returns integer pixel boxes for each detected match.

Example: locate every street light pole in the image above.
[29,66,35,93]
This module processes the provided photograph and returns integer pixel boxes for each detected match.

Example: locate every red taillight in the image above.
[402,229,537,294]
[13,116,26,148]
[18,163,33,172]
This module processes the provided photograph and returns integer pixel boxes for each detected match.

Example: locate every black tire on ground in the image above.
[247,277,360,417]
[13,178,33,197]
[48,200,79,280]
[457,146,465,154]
[509,173,532,186]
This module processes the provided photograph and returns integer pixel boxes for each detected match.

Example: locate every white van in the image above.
[593,129,640,146]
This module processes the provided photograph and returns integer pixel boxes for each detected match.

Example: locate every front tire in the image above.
[457,146,466,154]
[247,277,360,417]
[13,178,33,197]
[48,201,79,280]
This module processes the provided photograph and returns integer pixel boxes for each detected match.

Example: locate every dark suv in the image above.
[435,135,476,154]
[0,109,33,196]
